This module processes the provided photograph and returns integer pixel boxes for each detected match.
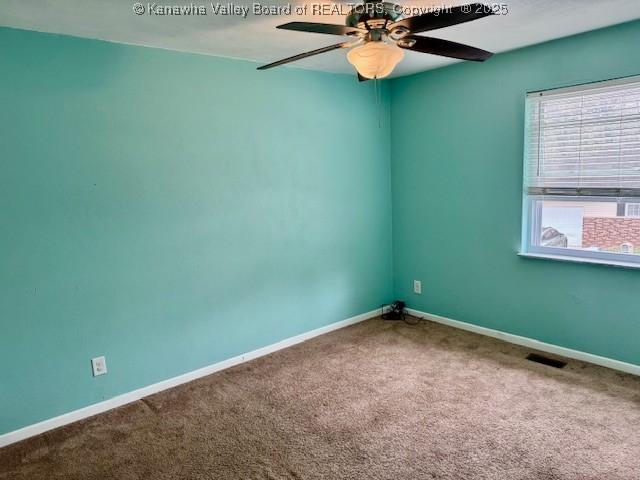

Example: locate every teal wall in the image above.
[3,18,640,437]
[0,27,393,435]
[390,20,640,366]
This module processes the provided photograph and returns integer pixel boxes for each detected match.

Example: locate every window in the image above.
[522,76,640,265]
[626,203,640,217]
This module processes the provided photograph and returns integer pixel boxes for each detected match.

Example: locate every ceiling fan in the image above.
[257,1,495,80]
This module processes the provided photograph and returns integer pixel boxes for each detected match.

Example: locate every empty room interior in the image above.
[1,1,640,478]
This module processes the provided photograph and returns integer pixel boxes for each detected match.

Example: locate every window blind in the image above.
[525,76,640,197]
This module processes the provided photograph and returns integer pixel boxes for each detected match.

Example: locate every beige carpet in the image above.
[1,317,639,479]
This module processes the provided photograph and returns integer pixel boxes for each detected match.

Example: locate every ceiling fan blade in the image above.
[401,35,493,62]
[390,4,494,34]
[257,42,350,70]
[277,22,365,36]
[357,73,370,82]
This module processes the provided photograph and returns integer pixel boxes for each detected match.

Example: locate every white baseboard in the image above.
[0,307,382,449]
[6,306,634,449]
[407,308,640,377]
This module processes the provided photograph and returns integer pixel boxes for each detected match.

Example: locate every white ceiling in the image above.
[1,0,639,77]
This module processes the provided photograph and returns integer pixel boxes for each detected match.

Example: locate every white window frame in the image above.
[523,195,639,265]
[625,203,640,217]
[521,76,640,268]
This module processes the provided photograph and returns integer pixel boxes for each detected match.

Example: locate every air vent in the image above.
[526,353,567,369]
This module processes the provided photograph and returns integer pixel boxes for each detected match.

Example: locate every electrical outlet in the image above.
[413,280,422,295]
[91,356,107,377]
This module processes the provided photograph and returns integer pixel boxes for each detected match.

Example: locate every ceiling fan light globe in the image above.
[347,41,404,79]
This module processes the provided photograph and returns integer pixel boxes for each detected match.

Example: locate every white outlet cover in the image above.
[413,280,422,295]
[91,356,107,377]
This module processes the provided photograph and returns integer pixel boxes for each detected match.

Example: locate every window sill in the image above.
[518,252,640,270]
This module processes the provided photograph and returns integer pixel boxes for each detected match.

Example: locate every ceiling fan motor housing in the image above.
[346,0,404,34]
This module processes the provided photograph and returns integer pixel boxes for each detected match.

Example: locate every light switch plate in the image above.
[91,356,107,377]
